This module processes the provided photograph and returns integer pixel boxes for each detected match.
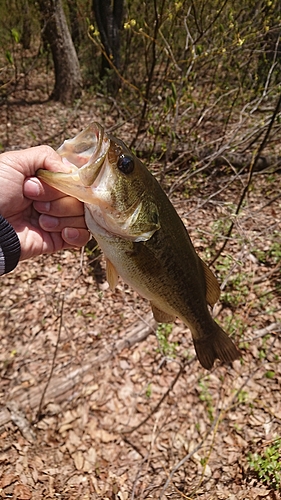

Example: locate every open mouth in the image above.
[36,122,111,203]
[56,122,110,186]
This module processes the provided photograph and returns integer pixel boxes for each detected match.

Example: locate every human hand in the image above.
[0,146,90,261]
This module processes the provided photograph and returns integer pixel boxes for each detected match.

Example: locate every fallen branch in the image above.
[0,313,156,431]
[251,322,281,340]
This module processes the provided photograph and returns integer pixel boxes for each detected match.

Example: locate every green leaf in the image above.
[11,28,20,43]
[171,82,177,101]
[5,50,13,65]
[265,371,275,379]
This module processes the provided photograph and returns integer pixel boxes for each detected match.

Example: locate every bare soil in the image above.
[0,78,281,499]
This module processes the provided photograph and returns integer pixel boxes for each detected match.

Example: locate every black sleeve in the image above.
[0,215,21,276]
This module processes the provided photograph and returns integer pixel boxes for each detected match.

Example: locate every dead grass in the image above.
[0,80,281,499]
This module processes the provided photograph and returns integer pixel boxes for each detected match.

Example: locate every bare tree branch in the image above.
[210,91,281,265]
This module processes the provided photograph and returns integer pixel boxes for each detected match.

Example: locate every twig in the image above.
[159,413,220,498]
[122,356,195,435]
[251,322,281,340]
[0,314,156,430]
[131,416,160,500]
[122,436,146,459]
[252,263,280,284]
[35,295,65,421]
[210,91,281,265]
[159,333,279,497]
[6,401,36,443]
[88,30,144,101]
[258,192,281,210]
[183,168,246,219]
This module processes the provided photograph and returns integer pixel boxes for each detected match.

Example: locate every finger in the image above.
[34,196,85,217]
[39,214,86,232]
[62,228,91,247]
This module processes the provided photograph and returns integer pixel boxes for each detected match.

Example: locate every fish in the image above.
[37,122,240,370]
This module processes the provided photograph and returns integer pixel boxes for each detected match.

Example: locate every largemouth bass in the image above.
[37,122,240,370]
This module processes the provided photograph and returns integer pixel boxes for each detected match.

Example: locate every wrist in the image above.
[0,215,21,275]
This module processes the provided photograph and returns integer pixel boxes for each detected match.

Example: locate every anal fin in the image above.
[151,303,175,323]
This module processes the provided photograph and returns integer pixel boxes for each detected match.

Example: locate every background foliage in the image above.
[1,0,281,165]
[0,1,281,498]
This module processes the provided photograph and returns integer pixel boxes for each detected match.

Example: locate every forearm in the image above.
[0,215,21,275]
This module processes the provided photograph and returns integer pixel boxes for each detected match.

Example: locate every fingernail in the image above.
[34,201,50,213]
[39,214,59,229]
[64,228,79,241]
[24,178,41,197]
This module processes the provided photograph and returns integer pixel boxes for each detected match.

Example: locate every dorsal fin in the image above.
[106,258,119,290]
[200,258,221,307]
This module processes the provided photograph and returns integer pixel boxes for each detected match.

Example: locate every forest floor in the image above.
[0,74,281,499]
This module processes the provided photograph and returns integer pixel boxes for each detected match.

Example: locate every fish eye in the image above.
[117,154,134,174]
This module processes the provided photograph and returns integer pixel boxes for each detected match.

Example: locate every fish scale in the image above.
[37,122,240,370]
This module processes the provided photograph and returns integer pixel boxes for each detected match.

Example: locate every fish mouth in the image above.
[37,122,110,203]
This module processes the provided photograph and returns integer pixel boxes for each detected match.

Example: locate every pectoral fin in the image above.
[104,198,160,242]
[200,258,221,307]
[151,303,175,323]
[106,258,119,290]
[132,200,160,242]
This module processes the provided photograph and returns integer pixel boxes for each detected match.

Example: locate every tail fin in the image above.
[193,321,240,370]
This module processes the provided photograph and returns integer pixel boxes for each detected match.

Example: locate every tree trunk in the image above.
[38,0,82,104]
[68,0,81,52]
[21,0,32,50]
[92,0,124,91]
[257,26,281,86]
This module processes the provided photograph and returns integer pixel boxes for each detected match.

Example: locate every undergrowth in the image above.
[248,438,281,490]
